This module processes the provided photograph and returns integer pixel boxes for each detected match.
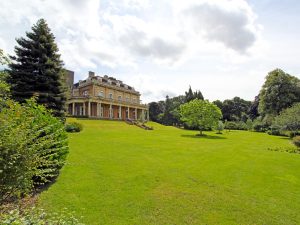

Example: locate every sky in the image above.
[1,0,300,103]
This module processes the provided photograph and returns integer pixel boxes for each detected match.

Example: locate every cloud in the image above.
[182,0,259,53]
[119,27,186,63]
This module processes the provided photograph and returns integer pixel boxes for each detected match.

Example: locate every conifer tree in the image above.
[8,19,66,117]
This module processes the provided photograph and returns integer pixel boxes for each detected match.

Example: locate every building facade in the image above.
[66,71,149,121]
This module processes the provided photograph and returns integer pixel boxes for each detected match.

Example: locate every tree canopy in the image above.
[258,69,300,116]
[8,19,66,117]
[180,99,222,135]
[274,103,300,134]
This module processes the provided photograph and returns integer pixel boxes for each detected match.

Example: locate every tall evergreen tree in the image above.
[8,19,66,117]
[185,86,204,102]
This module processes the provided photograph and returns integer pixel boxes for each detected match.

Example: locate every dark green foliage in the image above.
[218,97,252,121]
[148,101,164,122]
[292,136,300,148]
[266,126,283,136]
[65,122,83,133]
[185,86,204,102]
[0,99,68,203]
[248,95,260,120]
[258,69,300,116]
[252,119,268,132]
[0,207,84,224]
[8,19,66,117]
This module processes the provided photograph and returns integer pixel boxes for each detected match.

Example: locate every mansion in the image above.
[65,71,149,121]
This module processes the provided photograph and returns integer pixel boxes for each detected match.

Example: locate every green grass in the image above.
[39,119,300,225]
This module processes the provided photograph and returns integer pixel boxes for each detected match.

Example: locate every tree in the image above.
[258,69,300,117]
[274,103,300,136]
[148,102,164,122]
[218,97,251,121]
[185,86,204,102]
[180,99,222,135]
[8,19,67,117]
[248,95,260,120]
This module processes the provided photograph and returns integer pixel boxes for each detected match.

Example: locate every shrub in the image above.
[224,121,236,131]
[216,121,224,134]
[224,121,247,131]
[0,99,68,203]
[293,136,300,148]
[252,119,268,132]
[65,122,83,132]
[0,207,84,224]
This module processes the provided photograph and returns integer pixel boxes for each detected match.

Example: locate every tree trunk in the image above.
[199,129,203,136]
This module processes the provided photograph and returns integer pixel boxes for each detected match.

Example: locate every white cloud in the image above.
[1,0,299,103]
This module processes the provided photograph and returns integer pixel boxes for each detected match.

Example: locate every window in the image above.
[82,90,88,96]
[98,91,104,97]
[132,98,136,103]
[109,93,113,99]
[118,96,122,101]
[126,97,130,102]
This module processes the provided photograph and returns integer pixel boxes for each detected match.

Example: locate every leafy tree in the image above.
[258,69,300,116]
[180,99,222,135]
[148,101,164,122]
[274,103,300,136]
[221,97,251,121]
[8,19,67,117]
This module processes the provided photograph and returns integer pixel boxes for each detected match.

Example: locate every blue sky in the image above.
[0,0,299,103]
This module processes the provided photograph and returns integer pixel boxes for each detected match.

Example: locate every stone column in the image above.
[127,107,130,119]
[99,103,102,118]
[119,105,122,119]
[142,109,145,121]
[72,102,75,116]
[135,108,137,120]
[88,101,91,117]
[96,103,99,117]
[147,109,149,121]
[83,102,86,116]
[110,104,112,119]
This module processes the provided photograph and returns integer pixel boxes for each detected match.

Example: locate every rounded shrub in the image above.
[292,136,300,148]
[65,122,83,132]
[0,99,68,203]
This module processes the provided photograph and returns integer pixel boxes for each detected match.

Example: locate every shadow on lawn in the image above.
[181,134,227,139]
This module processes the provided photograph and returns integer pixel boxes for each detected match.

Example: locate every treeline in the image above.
[149,69,300,136]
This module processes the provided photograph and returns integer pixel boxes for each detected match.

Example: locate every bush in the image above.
[216,121,224,134]
[65,122,83,132]
[287,131,300,138]
[224,121,247,131]
[0,99,68,203]
[293,136,300,148]
[253,119,269,132]
[0,207,84,224]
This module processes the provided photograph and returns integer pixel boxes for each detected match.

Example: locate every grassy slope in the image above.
[39,119,300,225]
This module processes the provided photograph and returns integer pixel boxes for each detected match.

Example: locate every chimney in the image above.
[88,71,95,78]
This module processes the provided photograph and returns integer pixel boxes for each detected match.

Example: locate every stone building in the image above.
[66,71,149,121]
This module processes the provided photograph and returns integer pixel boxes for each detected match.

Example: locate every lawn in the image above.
[39,119,300,225]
